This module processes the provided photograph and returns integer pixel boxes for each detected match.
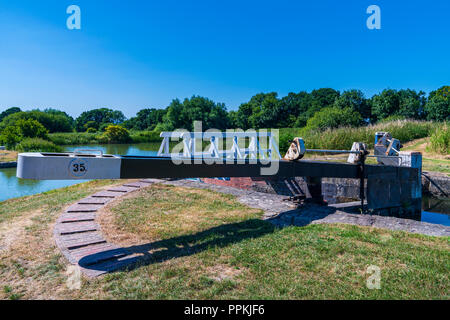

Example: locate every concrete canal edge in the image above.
[54,178,449,278]
[422,171,450,197]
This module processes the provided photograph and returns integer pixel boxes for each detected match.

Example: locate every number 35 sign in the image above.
[69,158,88,177]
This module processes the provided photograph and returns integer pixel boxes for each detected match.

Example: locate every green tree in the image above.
[425,95,450,121]
[0,110,73,133]
[227,110,239,128]
[0,126,21,148]
[0,119,48,149]
[397,89,426,119]
[298,88,340,126]
[428,86,450,100]
[310,88,340,108]
[44,108,75,127]
[163,96,229,131]
[279,91,313,128]
[425,86,450,121]
[247,92,280,129]
[234,92,280,129]
[0,107,21,122]
[15,119,48,139]
[125,108,167,130]
[234,101,253,129]
[334,90,371,121]
[371,89,426,121]
[305,106,363,131]
[370,89,400,121]
[75,108,125,132]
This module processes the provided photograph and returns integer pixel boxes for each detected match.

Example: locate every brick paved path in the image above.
[54,180,157,277]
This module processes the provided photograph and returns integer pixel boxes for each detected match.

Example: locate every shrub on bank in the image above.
[100,125,131,143]
[427,123,449,155]
[0,126,22,149]
[0,119,50,149]
[15,138,63,152]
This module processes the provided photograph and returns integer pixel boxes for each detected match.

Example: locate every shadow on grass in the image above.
[78,204,369,274]
[78,218,277,274]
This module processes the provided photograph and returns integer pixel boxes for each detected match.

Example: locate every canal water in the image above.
[0,143,449,227]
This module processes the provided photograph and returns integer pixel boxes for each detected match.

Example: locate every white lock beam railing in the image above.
[157,131,282,160]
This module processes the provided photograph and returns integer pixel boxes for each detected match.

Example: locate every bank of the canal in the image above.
[0,161,17,168]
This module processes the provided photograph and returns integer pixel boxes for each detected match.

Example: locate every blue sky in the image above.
[0,0,449,118]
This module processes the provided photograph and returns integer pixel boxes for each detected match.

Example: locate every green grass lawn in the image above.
[0,182,448,300]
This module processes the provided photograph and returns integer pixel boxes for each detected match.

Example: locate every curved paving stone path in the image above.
[55,178,450,278]
[54,180,157,277]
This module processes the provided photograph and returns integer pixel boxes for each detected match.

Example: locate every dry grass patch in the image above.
[0,150,17,163]
[403,138,450,174]
[0,179,126,300]
[206,264,245,282]
[100,183,264,244]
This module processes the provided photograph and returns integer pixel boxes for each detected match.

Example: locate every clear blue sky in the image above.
[0,0,449,118]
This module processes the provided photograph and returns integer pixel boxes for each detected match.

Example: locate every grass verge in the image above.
[0,182,448,299]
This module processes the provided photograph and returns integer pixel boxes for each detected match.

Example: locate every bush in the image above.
[427,124,449,155]
[15,119,48,139]
[86,127,97,133]
[15,138,62,152]
[99,122,114,132]
[305,106,363,131]
[100,125,131,143]
[0,119,49,149]
[0,126,21,149]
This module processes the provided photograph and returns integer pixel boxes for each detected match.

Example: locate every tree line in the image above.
[0,86,448,137]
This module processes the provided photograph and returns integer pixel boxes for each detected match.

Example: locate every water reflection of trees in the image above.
[422,196,450,215]
[64,143,161,156]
